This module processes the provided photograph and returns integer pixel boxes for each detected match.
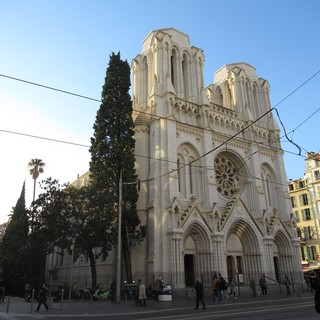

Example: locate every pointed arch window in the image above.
[182,53,189,100]
[177,145,201,200]
[225,82,233,109]
[177,155,186,197]
[245,81,251,107]
[171,49,178,91]
[216,87,223,106]
[261,165,277,211]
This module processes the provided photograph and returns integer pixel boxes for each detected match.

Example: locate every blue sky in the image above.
[0,0,319,224]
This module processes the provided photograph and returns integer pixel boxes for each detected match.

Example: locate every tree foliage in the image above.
[31,178,115,289]
[0,182,30,280]
[89,52,146,282]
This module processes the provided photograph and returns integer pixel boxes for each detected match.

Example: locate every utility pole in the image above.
[116,170,122,303]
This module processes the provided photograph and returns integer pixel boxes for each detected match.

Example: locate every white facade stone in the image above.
[131,28,301,288]
[49,28,302,290]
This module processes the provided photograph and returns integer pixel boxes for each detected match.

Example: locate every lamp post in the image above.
[116,171,122,303]
[68,239,75,306]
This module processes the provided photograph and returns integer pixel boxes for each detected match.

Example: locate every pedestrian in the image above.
[211,276,218,301]
[153,276,163,301]
[250,279,257,297]
[259,274,268,296]
[215,276,222,301]
[138,280,146,307]
[36,283,49,312]
[194,278,206,309]
[135,280,141,306]
[219,276,228,302]
[0,283,5,303]
[228,279,237,299]
[310,272,320,313]
[110,279,116,303]
[283,274,291,295]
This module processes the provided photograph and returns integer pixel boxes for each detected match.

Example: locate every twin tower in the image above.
[130,28,301,288]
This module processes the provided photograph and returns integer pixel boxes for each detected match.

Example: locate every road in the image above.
[0,295,318,319]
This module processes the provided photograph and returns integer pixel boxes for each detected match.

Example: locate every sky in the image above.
[0,0,319,224]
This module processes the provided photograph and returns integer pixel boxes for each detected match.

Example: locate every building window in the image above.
[303,208,312,221]
[289,184,294,191]
[216,87,223,106]
[294,210,300,222]
[298,180,305,188]
[300,246,305,260]
[171,49,178,91]
[300,193,309,206]
[177,145,200,200]
[303,227,309,240]
[297,227,302,238]
[314,170,320,181]
[291,196,296,208]
[308,226,314,239]
[182,53,189,100]
[214,155,240,198]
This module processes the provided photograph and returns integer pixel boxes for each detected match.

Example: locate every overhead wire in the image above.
[0,73,101,103]
[0,71,319,187]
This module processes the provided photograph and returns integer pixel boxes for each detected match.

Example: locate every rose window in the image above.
[214,155,240,198]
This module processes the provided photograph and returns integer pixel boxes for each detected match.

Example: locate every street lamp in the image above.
[116,171,122,303]
[68,239,75,305]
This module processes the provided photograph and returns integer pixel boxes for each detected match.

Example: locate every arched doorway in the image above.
[273,231,293,281]
[184,234,196,286]
[226,219,262,284]
[183,222,212,286]
[184,254,194,286]
[226,233,243,282]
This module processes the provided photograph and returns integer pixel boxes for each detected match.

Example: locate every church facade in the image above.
[130,28,301,288]
[48,28,302,290]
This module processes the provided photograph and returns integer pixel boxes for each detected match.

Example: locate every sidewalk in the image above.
[0,291,313,317]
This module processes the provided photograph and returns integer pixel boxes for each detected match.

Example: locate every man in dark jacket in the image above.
[36,283,49,312]
[310,272,320,313]
[194,279,206,309]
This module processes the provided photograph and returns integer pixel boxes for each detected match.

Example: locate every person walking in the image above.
[250,278,257,297]
[219,276,228,302]
[194,279,206,309]
[138,280,146,307]
[0,283,5,303]
[259,274,268,296]
[36,284,49,312]
[153,276,163,301]
[110,279,116,303]
[228,279,237,299]
[283,274,291,295]
[135,280,141,306]
[211,276,218,301]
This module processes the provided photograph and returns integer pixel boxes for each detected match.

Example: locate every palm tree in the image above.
[28,158,45,230]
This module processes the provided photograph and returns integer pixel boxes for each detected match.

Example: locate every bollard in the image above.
[5,296,10,313]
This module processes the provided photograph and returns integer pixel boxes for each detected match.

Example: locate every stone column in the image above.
[263,236,275,274]
[212,232,225,275]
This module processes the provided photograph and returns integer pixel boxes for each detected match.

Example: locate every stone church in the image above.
[48,28,302,290]
[130,28,301,288]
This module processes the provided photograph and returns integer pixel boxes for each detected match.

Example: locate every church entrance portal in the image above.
[184,254,195,286]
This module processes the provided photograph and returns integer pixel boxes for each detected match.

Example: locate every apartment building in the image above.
[289,151,320,271]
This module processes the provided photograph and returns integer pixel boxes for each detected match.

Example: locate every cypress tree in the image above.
[0,182,29,284]
[89,52,145,282]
